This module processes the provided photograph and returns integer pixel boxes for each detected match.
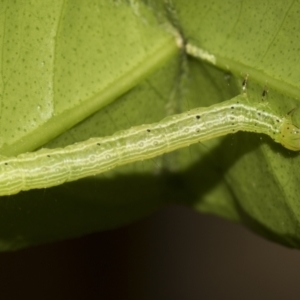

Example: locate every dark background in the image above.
[1,205,300,300]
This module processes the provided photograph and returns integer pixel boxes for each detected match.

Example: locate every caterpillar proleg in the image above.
[0,93,299,196]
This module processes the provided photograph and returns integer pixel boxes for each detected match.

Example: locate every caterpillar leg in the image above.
[242,74,249,93]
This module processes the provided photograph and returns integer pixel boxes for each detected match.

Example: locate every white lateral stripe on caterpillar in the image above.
[0,93,299,196]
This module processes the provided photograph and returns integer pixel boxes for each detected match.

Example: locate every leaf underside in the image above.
[0,0,300,250]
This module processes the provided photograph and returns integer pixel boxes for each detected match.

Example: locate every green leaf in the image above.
[173,0,300,247]
[0,0,300,250]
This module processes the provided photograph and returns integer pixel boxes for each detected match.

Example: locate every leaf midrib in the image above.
[0,35,178,157]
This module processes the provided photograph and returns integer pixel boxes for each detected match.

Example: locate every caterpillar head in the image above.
[279,121,300,151]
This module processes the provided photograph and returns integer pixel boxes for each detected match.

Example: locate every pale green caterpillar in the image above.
[0,93,299,196]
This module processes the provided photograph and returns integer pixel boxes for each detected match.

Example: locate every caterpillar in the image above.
[0,92,299,196]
